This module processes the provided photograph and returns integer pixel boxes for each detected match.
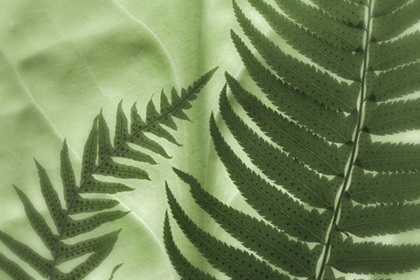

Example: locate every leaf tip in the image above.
[33,158,41,169]
[12,184,20,192]
[208,66,219,77]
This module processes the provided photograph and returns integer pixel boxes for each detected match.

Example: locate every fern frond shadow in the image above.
[0,68,217,280]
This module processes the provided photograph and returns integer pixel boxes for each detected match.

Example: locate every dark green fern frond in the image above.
[372,0,410,17]
[364,98,420,134]
[339,197,420,237]
[171,168,319,278]
[310,0,364,26]
[349,166,420,204]
[358,135,420,172]
[369,31,420,71]
[163,0,420,279]
[233,2,359,112]
[231,29,356,143]
[372,0,420,42]
[329,233,420,275]
[0,255,34,280]
[225,73,350,176]
[367,63,420,101]
[163,212,217,280]
[165,183,289,280]
[247,0,363,81]
[0,68,217,280]
[272,0,364,50]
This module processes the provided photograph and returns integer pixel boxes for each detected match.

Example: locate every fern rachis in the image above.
[164,0,420,279]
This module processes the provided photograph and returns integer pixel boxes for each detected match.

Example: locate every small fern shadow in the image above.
[0,68,217,280]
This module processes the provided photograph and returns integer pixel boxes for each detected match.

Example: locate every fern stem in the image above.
[47,81,206,279]
[316,1,373,279]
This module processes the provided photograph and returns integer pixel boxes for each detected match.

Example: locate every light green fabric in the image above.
[0,0,237,278]
[1,0,420,279]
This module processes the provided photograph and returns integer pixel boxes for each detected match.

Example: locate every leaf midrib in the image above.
[371,38,420,69]
[374,73,420,98]
[331,3,360,24]
[362,156,420,162]
[351,182,420,195]
[331,254,420,262]
[63,212,123,233]
[370,110,420,128]
[374,3,418,40]
[56,237,112,260]
[341,210,420,229]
